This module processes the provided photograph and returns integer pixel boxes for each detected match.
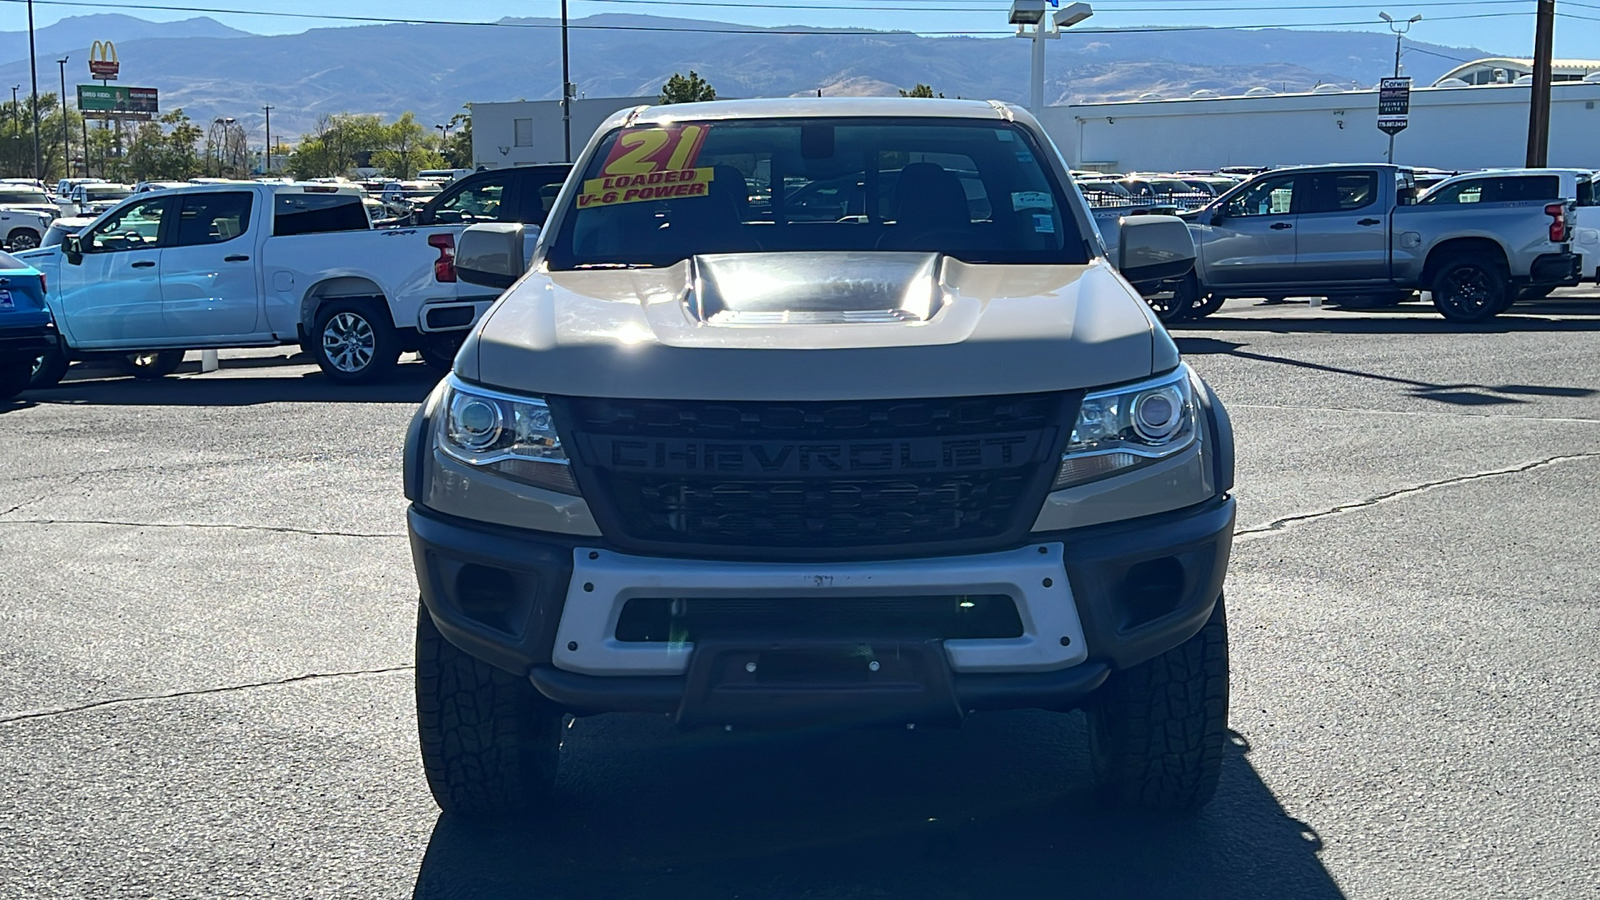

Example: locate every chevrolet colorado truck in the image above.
[404,98,1236,817]
[1176,163,1582,323]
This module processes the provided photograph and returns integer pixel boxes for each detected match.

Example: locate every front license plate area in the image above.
[676,639,962,729]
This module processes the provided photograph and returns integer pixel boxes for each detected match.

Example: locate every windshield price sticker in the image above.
[579,168,715,208]
[578,124,715,208]
[1012,190,1053,211]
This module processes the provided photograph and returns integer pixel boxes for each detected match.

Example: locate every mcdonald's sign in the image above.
[89,41,119,80]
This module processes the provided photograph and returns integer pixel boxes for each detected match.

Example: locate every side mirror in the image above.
[64,234,83,265]
[455,223,526,289]
[1116,214,1195,284]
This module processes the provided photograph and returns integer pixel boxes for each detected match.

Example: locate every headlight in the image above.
[438,375,579,495]
[1054,364,1198,489]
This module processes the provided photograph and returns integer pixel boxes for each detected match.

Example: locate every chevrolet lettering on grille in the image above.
[580,432,1051,476]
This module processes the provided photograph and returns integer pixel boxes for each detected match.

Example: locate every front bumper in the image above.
[409,494,1234,724]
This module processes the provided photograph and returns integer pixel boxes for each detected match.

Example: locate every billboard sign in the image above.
[76,85,158,120]
[89,40,119,80]
[1378,76,1411,136]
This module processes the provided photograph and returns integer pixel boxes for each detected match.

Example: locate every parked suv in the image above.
[404,99,1236,818]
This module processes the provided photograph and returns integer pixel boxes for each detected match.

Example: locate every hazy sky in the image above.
[11,0,1597,58]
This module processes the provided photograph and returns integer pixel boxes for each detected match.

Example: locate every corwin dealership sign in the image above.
[1378,77,1412,136]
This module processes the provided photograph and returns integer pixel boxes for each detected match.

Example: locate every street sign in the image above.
[76,84,157,120]
[1378,76,1411,136]
[89,40,119,80]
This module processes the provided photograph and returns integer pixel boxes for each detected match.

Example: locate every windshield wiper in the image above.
[571,262,656,270]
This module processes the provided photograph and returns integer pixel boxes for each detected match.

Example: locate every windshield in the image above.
[549,116,1088,270]
[0,190,48,204]
[87,188,133,201]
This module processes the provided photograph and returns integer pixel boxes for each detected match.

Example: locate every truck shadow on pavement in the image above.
[13,359,442,408]
[1174,336,1597,408]
[1172,299,1600,335]
[412,711,1344,900]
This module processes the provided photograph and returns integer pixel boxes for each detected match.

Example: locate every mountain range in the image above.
[0,13,1495,142]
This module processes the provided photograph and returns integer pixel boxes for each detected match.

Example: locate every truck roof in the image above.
[621,97,1020,128]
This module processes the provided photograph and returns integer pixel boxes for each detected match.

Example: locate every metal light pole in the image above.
[1013,1,1092,115]
[561,0,573,162]
[263,105,273,173]
[1379,12,1422,165]
[27,0,42,181]
[56,57,69,179]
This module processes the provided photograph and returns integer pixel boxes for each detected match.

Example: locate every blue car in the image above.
[0,251,53,401]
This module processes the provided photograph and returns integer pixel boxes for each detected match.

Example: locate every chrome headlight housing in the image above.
[1054,364,1199,490]
[437,375,579,495]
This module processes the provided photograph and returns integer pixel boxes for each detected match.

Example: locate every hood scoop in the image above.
[691,251,943,326]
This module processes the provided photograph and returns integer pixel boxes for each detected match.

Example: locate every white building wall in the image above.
[471,97,657,169]
[1041,81,1600,172]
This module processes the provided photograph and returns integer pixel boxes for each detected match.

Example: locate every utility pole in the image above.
[263,105,273,173]
[27,0,42,181]
[1526,0,1556,167]
[9,86,17,178]
[561,0,572,162]
[56,57,69,179]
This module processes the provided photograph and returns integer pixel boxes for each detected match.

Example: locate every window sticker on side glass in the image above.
[1012,191,1053,211]
[577,124,714,208]
[994,128,1015,141]
[1033,214,1056,233]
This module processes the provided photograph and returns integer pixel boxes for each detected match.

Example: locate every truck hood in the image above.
[463,252,1176,400]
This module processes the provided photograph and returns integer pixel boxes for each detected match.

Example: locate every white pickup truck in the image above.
[20,182,511,386]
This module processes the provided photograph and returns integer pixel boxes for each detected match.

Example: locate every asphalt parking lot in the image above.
[3,293,1599,899]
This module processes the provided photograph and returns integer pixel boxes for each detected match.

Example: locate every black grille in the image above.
[615,595,1024,642]
[557,393,1075,557]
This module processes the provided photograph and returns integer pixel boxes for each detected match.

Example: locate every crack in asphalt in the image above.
[0,493,48,516]
[1230,402,1600,425]
[0,665,416,726]
[1235,452,1600,542]
[0,517,404,538]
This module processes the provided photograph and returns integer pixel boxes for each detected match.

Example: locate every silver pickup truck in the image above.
[1175,164,1581,323]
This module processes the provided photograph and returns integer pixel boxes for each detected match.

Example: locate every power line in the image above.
[575,0,1529,11]
[0,0,1537,35]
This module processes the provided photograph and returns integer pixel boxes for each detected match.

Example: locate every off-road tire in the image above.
[1188,286,1225,319]
[418,334,462,373]
[29,345,69,389]
[0,356,31,400]
[1144,274,1197,324]
[312,298,400,384]
[6,228,40,251]
[1508,285,1551,312]
[415,603,562,818]
[114,350,185,379]
[1431,256,1507,323]
[1088,596,1229,813]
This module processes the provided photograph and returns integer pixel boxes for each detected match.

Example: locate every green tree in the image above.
[287,113,386,180]
[659,71,718,104]
[0,93,88,181]
[126,110,204,180]
[899,84,944,98]
[440,109,472,169]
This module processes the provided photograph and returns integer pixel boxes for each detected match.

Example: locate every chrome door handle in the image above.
[1270,222,1293,230]
[131,260,155,268]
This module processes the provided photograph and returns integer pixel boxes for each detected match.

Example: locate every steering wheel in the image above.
[121,230,146,245]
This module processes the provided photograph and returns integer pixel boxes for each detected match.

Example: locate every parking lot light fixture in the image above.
[1014,1,1092,114]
